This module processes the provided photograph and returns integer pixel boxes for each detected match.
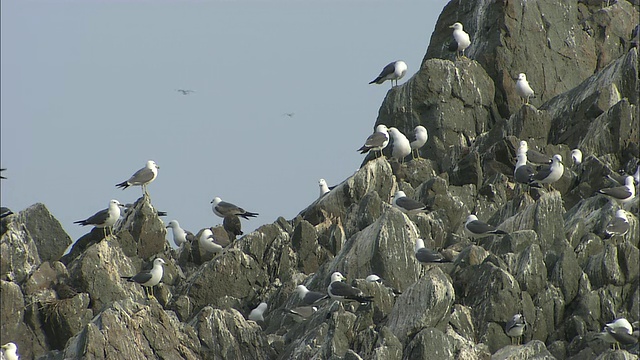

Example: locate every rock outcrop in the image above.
[1,0,638,359]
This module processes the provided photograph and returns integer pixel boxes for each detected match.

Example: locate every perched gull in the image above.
[211,197,258,220]
[409,125,428,159]
[74,199,123,237]
[223,215,243,239]
[531,154,564,189]
[597,176,635,204]
[319,179,330,198]
[571,149,583,166]
[415,238,450,264]
[598,318,634,350]
[388,127,412,162]
[121,258,166,299]
[327,272,373,304]
[465,214,507,239]
[604,209,630,239]
[517,141,551,165]
[287,306,318,323]
[515,73,535,105]
[634,167,640,185]
[116,160,159,197]
[365,274,402,295]
[393,191,429,214]
[505,314,526,345]
[369,60,407,88]
[166,220,195,247]
[1,342,18,360]
[295,285,329,305]
[449,22,471,59]
[248,302,268,322]
[199,229,223,254]
[514,153,542,188]
[358,124,390,158]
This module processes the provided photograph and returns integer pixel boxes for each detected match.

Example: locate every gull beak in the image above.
[449,24,455,28]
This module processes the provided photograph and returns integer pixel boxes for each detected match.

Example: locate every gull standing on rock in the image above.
[531,154,564,189]
[571,149,583,166]
[409,126,428,159]
[414,238,450,264]
[115,160,159,197]
[73,199,123,237]
[597,176,636,205]
[388,127,411,163]
[393,191,429,214]
[598,318,634,350]
[248,302,268,322]
[517,140,551,165]
[449,22,471,59]
[514,153,542,188]
[199,229,223,254]
[295,285,329,305]
[465,214,508,239]
[604,209,630,239]
[515,73,535,105]
[358,124,389,159]
[327,272,373,304]
[121,258,166,299]
[318,179,330,198]
[223,215,243,239]
[166,220,195,247]
[369,60,407,88]
[505,314,526,345]
[211,197,258,220]
[287,306,318,323]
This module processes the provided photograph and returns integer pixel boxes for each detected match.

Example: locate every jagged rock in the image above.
[550,249,582,304]
[492,339,557,360]
[404,327,455,360]
[513,244,548,297]
[1,220,41,283]
[17,203,72,264]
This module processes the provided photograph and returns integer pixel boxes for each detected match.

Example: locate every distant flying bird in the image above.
[597,176,636,204]
[295,285,329,305]
[283,112,295,118]
[393,191,429,214]
[211,197,258,220]
[388,127,412,162]
[166,220,195,247]
[604,209,630,239]
[327,272,373,304]
[449,22,471,59]
[369,60,407,88]
[358,124,390,158]
[409,126,428,159]
[464,214,508,239]
[116,160,160,197]
[176,89,195,95]
[505,314,526,345]
[414,238,450,264]
[1,342,19,360]
[515,73,535,105]
[121,258,166,299]
[248,302,268,322]
[74,199,123,237]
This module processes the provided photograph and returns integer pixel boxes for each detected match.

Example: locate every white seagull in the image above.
[517,140,551,165]
[571,149,583,166]
[199,229,224,254]
[73,199,123,237]
[327,272,373,304]
[116,160,160,197]
[598,318,634,350]
[166,220,195,247]
[358,124,390,158]
[531,154,564,189]
[409,125,428,159]
[211,197,258,220]
[505,314,526,345]
[604,209,630,239]
[121,258,166,299]
[319,179,330,198]
[464,214,508,239]
[515,73,535,105]
[294,285,329,305]
[1,342,19,360]
[514,153,542,188]
[393,191,429,214]
[388,127,412,162]
[287,306,318,323]
[597,176,635,204]
[369,60,408,88]
[414,238,450,264]
[248,302,268,322]
[449,22,471,59]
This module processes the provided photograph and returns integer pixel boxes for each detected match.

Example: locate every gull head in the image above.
[517,73,527,81]
[449,22,464,30]
[330,272,346,283]
[147,160,159,170]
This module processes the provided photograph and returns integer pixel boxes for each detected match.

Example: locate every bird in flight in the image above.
[283,112,295,118]
[176,89,195,95]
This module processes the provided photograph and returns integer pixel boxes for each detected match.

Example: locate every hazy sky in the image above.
[1,1,449,248]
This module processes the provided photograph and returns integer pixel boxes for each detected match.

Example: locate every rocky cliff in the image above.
[1,0,639,359]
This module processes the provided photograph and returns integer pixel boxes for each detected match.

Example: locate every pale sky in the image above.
[1,1,449,248]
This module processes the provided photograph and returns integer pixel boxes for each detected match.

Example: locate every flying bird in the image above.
[464,214,508,239]
[211,197,258,220]
[358,124,390,158]
[369,60,407,88]
[294,285,329,305]
[115,160,160,197]
[74,199,123,237]
[327,272,373,304]
[388,127,412,163]
[449,22,471,59]
[393,190,429,214]
[121,258,166,299]
[505,314,526,345]
[166,220,195,247]
[283,112,295,118]
[515,73,535,105]
[176,89,195,95]
[248,302,268,322]
[409,125,428,159]
[597,175,635,204]
[414,238,451,264]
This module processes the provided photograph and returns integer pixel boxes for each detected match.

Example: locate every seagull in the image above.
[319,179,330,198]
[414,238,451,264]
[449,22,471,59]
[1,207,14,219]
[199,229,224,254]
[1,342,18,360]
[295,285,329,305]
[515,73,535,105]
[115,160,159,197]
[531,154,564,189]
[604,209,630,239]
[358,124,390,158]
[176,89,195,95]
[571,149,583,166]
[223,215,243,239]
[392,191,429,214]
[409,126,428,159]
[0,168,6,180]
[516,141,551,165]
[327,272,373,304]
[248,302,268,322]
[287,306,318,323]
[505,314,526,345]
[166,220,195,247]
[211,197,258,220]
[598,318,634,350]
[365,274,402,295]
[73,199,123,237]
[369,60,408,88]
[514,153,542,188]
[605,325,638,348]
[464,214,508,239]
[121,258,166,299]
[597,176,635,204]
[388,127,412,163]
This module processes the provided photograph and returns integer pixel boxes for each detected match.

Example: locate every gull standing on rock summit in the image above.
[449,22,471,59]
[74,199,123,237]
[465,214,508,239]
[121,258,166,299]
[211,197,258,220]
[388,127,412,163]
[393,191,429,214]
[358,124,390,158]
[597,175,636,205]
[369,60,407,88]
[409,125,428,159]
[515,73,535,105]
[116,160,159,197]
[318,179,330,198]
